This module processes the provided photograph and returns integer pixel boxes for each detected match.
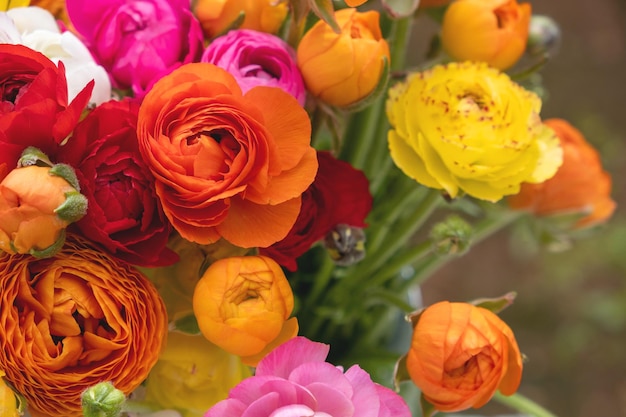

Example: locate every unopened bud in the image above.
[527,15,561,57]
[324,224,366,266]
[429,215,472,256]
[81,381,126,417]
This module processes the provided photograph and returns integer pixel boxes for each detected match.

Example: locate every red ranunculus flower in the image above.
[61,99,177,267]
[0,44,93,167]
[260,151,372,271]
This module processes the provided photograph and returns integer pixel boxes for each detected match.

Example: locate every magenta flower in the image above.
[66,0,204,97]
[201,29,306,106]
[204,337,411,417]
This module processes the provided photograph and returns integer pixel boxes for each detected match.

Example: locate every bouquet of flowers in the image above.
[0,0,616,416]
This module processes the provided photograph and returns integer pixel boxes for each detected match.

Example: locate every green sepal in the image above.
[420,393,439,417]
[55,191,88,223]
[342,55,390,112]
[470,291,517,314]
[17,146,53,168]
[49,163,81,191]
[308,0,340,33]
[170,314,201,335]
[405,307,425,328]
[429,214,473,256]
[28,229,66,259]
[392,353,411,391]
[381,0,421,19]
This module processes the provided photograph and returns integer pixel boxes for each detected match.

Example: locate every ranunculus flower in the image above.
[441,0,531,70]
[28,0,71,26]
[0,234,168,417]
[406,301,523,412]
[201,29,306,106]
[386,61,563,202]
[144,332,252,417]
[0,370,19,417]
[61,98,177,267]
[260,151,372,271]
[0,44,92,168]
[192,255,298,366]
[0,0,27,11]
[297,8,390,107]
[0,149,87,257]
[194,0,287,40]
[205,336,411,417]
[66,0,204,97]
[508,118,616,228]
[137,63,318,248]
[3,6,111,105]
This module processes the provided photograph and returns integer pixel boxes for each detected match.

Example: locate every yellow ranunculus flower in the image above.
[144,332,251,417]
[0,0,28,11]
[386,61,563,202]
[0,371,19,417]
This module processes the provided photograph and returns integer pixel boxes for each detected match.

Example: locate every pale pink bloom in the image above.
[204,337,410,417]
[66,0,203,97]
[201,29,306,106]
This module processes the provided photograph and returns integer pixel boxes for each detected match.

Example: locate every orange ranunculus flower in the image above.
[192,255,298,366]
[419,0,451,7]
[508,119,616,228]
[194,0,288,39]
[407,301,523,412]
[137,63,318,248]
[0,161,87,257]
[345,0,367,6]
[0,234,168,417]
[297,8,390,107]
[441,0,531,70]
[29,0,71,26]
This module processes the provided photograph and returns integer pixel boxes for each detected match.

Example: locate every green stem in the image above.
[493,392,559,417]
[303,254,335,309]
[367,240,432,288]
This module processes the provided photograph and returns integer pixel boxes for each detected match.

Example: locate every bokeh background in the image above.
[410,0,626,416]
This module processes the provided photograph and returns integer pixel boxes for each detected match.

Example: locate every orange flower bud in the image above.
[508,119,616,228]
[406,301,523,412]
[441,0,531,70]
[0,158,87,257]
[194,0,288,39]
[0,234,168,417]
[297,8,390,107]
[192,255,298,366]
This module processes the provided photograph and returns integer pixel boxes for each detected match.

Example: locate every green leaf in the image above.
[381,0,421,18]
[171,314,201,335]
[421,394,439,417]
[308,0,340,33]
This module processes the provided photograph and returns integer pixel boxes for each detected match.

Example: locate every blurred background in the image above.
[411,0,626,416]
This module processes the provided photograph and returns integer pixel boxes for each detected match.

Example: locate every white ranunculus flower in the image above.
[4,6,112,105]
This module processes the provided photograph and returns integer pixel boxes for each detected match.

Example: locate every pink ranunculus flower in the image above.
[204,337,411,417]
[66,0,204,97]
[201,29,306,106]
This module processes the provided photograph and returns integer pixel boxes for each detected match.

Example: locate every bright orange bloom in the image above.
[345,0,367,6]
[194,0,288,39]
[297,8,390,107]
[407,301,523,412]
[0,164,86,257]
[137,63,318,248]
[419,0,452,7]
[0,235,168,417]
[192,255,298,366]
[30,0,71,26]
[508,119,616,228]
[441,0,531,70]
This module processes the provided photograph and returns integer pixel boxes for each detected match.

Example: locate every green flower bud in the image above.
[429,215,473,256]
[81,381,126,417]
[527,15,561,57]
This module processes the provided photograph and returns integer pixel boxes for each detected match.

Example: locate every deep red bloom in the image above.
[261,151,372,271]
[61,99,177,267]
[0,44,93,167]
